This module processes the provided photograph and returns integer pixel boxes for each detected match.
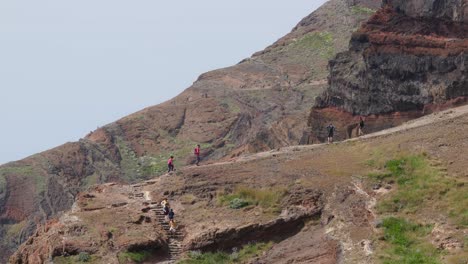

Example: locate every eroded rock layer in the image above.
[308,0,467,142]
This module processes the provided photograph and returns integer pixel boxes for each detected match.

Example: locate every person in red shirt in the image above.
[167,156,174,173]
[194,144,201,166]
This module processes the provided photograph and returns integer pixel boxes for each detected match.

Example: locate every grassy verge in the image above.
[218,187,286,213]
[368,154,468,262]
[179,242,272,264]
[369,155,467,226]
[379,217,439,264]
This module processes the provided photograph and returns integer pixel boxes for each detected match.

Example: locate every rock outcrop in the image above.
[384,0,467,22]
[308,0,468,142]
[0,0,381,261]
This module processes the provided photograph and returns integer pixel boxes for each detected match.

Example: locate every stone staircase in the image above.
[153,208,184,262]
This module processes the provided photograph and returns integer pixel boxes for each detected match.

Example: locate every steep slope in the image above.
[11,104,468,264]
[0,0,381,261]
[308,0,467,142]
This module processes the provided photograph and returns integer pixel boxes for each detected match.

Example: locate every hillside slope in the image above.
[11,102,468,264]
[0,0,381,261]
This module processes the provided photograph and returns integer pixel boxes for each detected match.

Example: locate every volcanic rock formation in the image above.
[308,0,468,142]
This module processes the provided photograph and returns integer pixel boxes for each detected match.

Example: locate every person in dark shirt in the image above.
[326,123,336,144]
[358,117,365,136]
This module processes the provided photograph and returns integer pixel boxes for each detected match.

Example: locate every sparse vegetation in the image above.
[379,217,439,264]
[179,242,272,264]
[114,136,143,182]
[371,155,467,226]
[218,187,286,213]
[118,250,152,263]
[220,98,241,114]
[0,174,6,197]
[369,154,468,262]
[351,5,376,15]
[54,253,97,264]
[0,165,45,194]
[291,31,335,59]
[78,252,91,262]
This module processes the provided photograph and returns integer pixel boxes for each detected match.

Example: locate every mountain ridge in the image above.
[0,0,381,261]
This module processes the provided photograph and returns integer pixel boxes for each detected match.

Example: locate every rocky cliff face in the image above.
[308,0,467,142]
[0,0,381,261]
[384,0,467,22]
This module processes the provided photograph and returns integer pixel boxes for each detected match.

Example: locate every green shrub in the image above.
[229,198,249,209]
[78,252,91,262]
[218,187,285,213]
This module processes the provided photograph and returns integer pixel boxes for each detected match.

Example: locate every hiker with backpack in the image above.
[326,123,336,144]
[194,144,201,166]
[168,209,175,221]
[167,156,175,173]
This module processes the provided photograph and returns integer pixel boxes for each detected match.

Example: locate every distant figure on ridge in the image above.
[194,144,201,166]
[358,116,365,136]
[326,123,336,144]
[168,156,175,173]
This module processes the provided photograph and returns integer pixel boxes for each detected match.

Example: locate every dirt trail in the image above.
[193,104,468,169]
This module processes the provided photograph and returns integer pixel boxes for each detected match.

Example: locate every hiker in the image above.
[358,117,365,136]
[168,209,175,221]
[167,156,175,173]
[194,144,201,166]
[169,219,177,232]
[161,198,169,208]
[326,123,336,144]
[163,204,170,221]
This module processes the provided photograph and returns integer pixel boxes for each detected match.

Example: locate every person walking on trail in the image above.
[163,204,170,221]
[167,156,175,173]
[168,209,175,221]
[358,117,365,136]
[161,198,169,208]
[194,144,201,166]
[326,123,336,144]
[169,219,177,232]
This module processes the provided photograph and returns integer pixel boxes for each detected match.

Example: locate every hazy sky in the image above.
[0,0,327,165]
